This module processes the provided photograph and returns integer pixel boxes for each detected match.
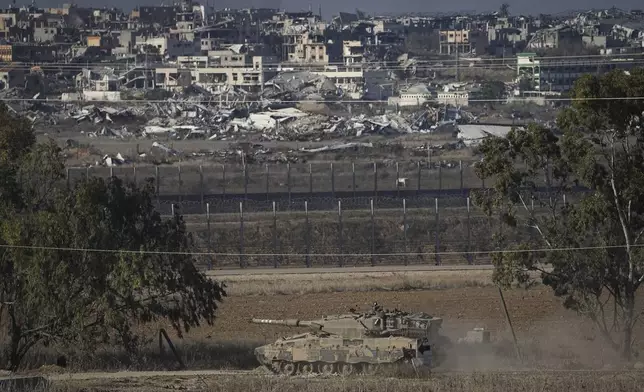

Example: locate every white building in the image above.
[310,67,392,100]
[437,86,469,106]
[155,55,277,92]
[387,84,432,107]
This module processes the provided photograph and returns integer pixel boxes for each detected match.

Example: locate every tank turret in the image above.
[250,303,445,344]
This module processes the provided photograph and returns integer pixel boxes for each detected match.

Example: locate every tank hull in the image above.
[253,333,432,376]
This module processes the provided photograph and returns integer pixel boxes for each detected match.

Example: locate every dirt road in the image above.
[46,370,254,381]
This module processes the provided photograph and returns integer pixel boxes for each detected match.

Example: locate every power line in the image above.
[4,95,644,104]
[5,59,644,71]
[0,242,637,257]
[5,51,643,68]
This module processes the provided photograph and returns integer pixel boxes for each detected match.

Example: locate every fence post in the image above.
[403,199,408,266]
[435,198,441,265]
[265,164,270,201]
[155,165,160,209]
[110,166,113,178]
[352,162,356,200]
[206,203,212,270]
[178,165,182,208]
[438,165,442,195]
[370,198,376,266]
[499,209,503,243]
[222,164,226,198]
[330,163,335,200]
[427,145,432,166]
[86,166,90,180]
[305,201,310,267]
[396,161,400,197]
[239,202,245,268]
[244,164,248,200]
[417,161,422,195]
[530,198,536,244]
[273,201,278,268]
[460,160,464,195]
[287,163,291,209]
[133,166,137,185]
[338,200,343,268]
[199,165,204,213]
[171,203,175,216]
[467,197,472,265]
[373,162,378,199]
[66,167,70,190]
[309,163,313,198]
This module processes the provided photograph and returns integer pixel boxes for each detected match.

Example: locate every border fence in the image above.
[65,160,561,215]
[63,161,582,270]
[176,194,572,270]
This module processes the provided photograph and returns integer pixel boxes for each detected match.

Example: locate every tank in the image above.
[250,303,450,374]
[253,331,433,375]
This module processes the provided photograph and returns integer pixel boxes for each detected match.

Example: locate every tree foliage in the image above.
[473,81,507,101]
[472,68,644,360]
[0,104,226,370]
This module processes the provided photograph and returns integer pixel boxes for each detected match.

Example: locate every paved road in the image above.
[206,264,494,276]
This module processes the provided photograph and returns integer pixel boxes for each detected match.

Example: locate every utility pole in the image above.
[455,42,460,82]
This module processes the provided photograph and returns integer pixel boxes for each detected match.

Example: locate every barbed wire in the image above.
[0,242,633,257]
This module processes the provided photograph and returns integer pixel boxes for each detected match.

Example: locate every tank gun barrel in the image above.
[251,318,316,327]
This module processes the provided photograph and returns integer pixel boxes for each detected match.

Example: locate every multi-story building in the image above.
[342,40,365,66]
[136,36,199,59]
[0,43,58,62]
[517,52,639,92]
[439,29,471,54]
[281,30,334,64]
[154,52,278,92]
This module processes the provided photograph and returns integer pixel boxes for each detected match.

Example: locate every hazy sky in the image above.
[28,0,644,19]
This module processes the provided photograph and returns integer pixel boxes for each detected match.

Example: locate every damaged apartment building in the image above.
[154,44,279,92]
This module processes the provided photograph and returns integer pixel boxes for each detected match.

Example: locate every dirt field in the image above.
[7,269,644,392]
[212,267,496,295]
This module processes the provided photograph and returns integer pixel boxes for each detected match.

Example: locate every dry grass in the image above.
[47,372,644,392]
[9,340,259,375]
[213,270,498,296]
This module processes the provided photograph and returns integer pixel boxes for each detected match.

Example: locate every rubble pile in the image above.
[7,69,483,167]
[262,71,340,101]
[17,78,476,143]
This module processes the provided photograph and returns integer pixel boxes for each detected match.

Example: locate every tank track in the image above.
[263,359,429,376]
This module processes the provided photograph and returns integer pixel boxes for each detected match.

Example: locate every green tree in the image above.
[472,68,644,360]
[0,104,226,370]
[500,3,510,17]
[474,81,507,100]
